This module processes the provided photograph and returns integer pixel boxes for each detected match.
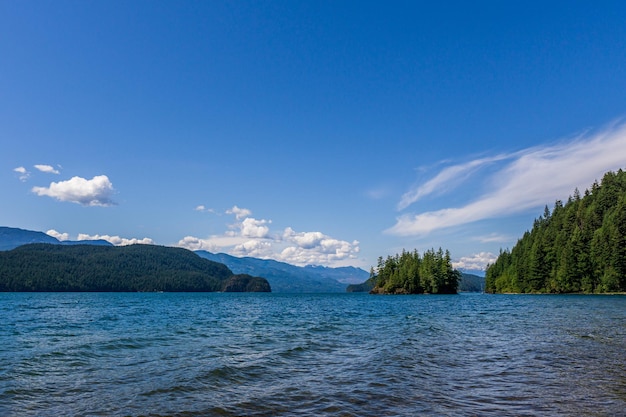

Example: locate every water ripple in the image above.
[0,293,624,416]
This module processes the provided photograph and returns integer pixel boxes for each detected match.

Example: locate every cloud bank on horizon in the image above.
[45,204,361,267]
[388,121,626,237]
[452,252,499,271]
[46,229,154,246]
[177,207,361,267]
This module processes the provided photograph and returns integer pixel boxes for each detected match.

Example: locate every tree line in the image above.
[370,248,460,294]
[485,169,626,293]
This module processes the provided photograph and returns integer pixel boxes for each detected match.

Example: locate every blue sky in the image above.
[2,1,626,272]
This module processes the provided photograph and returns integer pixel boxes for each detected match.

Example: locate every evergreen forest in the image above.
[485,169,626,293]
[0,243,271,292]
[370,248,460,294]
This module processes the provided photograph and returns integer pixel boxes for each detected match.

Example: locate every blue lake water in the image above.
[1,292,624,416]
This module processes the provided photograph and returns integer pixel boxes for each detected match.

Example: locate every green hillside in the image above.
[485,169,626,293]
[0,243,270,292]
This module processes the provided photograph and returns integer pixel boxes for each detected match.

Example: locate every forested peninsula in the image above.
[362,248,460,294]
[0,244,271,292]
[486,169,626,294]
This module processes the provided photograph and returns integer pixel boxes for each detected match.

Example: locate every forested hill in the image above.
[485,169,626,294]
[0,244,271,292]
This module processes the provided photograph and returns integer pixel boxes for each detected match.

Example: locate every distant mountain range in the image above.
[0,226,482,293]
[0,227,111,251]
[0,227,370,293]
[196,251,370,293]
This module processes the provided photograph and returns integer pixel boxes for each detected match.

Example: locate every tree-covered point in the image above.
[0,243,271,292]
[347,272,483,293]
[346,276,377,293]
[368,248,461,294]
[485,168,626,294]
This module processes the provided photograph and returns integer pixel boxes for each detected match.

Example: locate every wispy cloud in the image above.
[32,175,116,206]
[397,155,508,210]
[388,121,626,237]
[365,185,391,200]
[13,166,30,181]
[474,233,513,243]
[194,205,219,214]
[178,206,361,266]
[34,164,60,174]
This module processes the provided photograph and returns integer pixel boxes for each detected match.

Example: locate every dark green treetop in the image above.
[369,248,460,294]
[485,168,626,293]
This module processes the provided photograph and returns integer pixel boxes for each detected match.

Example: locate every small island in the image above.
[0,243,271,292]
[349,248,460,294]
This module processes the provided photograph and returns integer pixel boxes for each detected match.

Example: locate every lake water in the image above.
[1,292,624,416]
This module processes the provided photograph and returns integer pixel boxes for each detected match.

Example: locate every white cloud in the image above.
[195,205,217,213]
[452,252,498,271]
[46,229,70,241]
[177,235,248,252]
[283,228,324,249]
[226,205,252,220]
[44,230,154,246]
[34,164,60,174]
[240,217,271,238]
[232,239,274,258]
[177,206,360,266]
[177,208,265,252]
[388,122,626,237]
[77,233,154,246]
[31,175,116,206]
[281,227,360,265]
[177,236,221,252]
[13,166,30,181]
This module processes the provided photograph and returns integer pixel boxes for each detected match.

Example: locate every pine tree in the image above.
[485,169,626,293]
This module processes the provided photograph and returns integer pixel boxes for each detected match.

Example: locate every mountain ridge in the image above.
[0,227,369,293]
[195,251,369,293]
[0,226,112,250]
